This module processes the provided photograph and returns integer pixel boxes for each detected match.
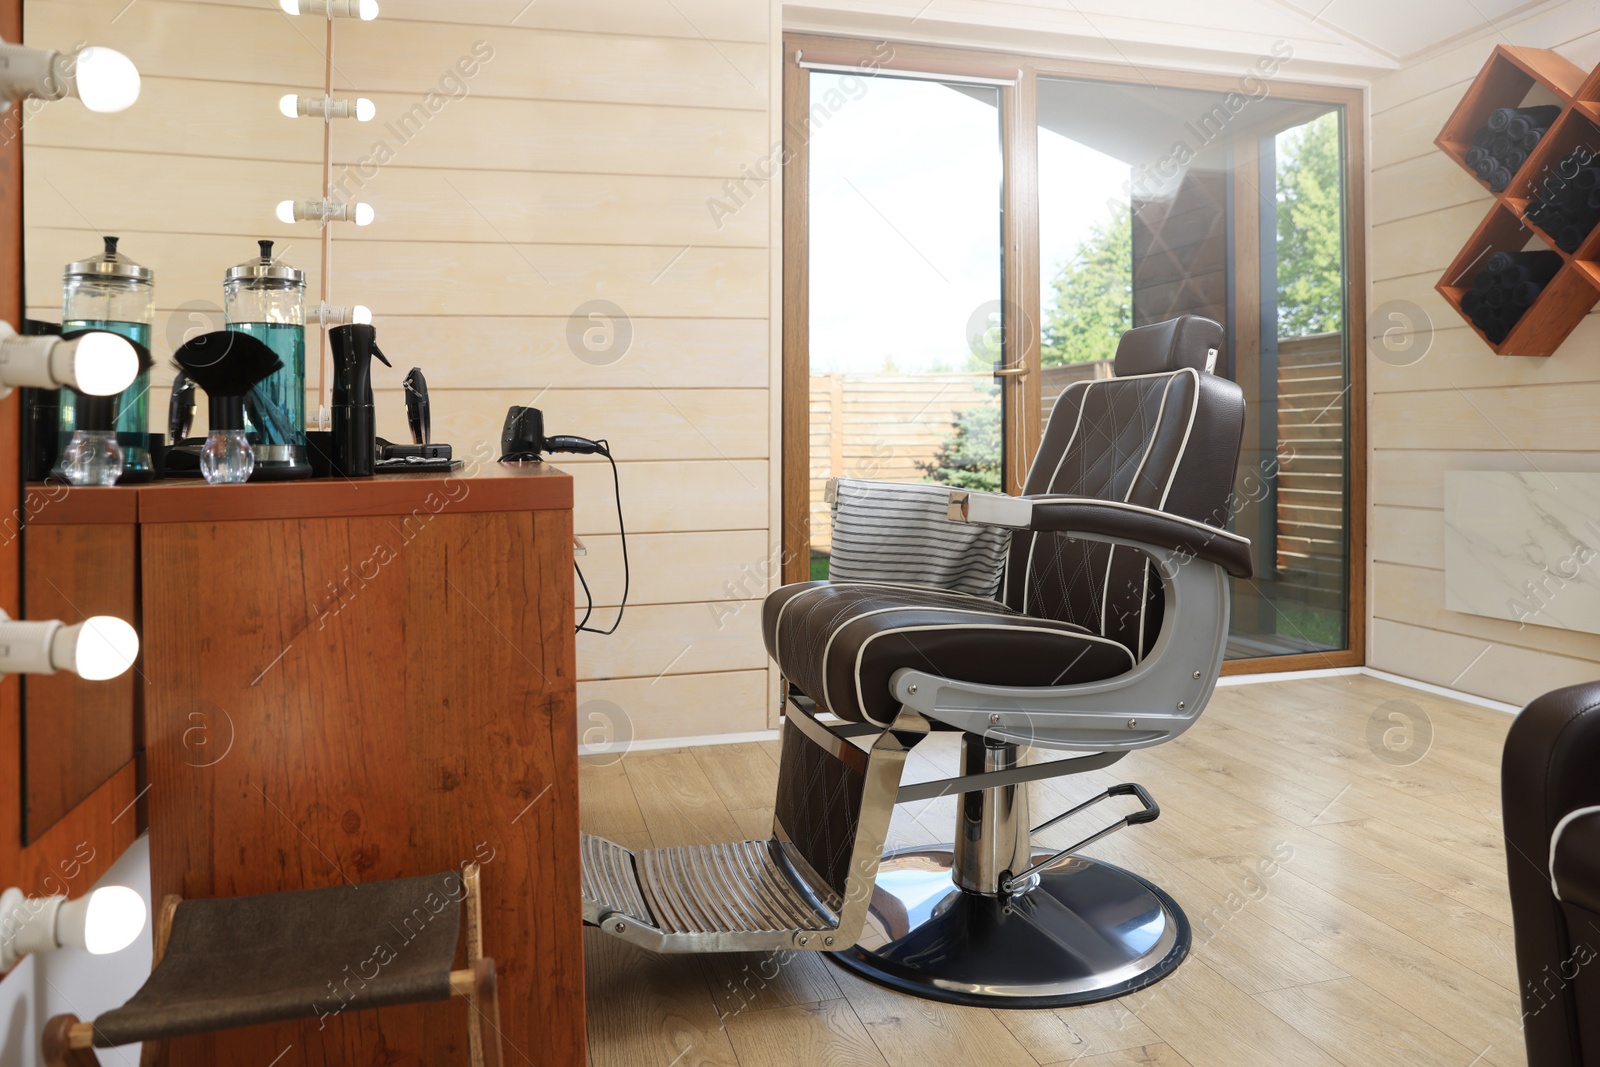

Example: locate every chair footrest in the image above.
[581,833,837,952]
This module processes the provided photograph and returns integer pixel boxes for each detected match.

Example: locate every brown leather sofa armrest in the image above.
[948,491,1253,579]
[1553,808,1600,916]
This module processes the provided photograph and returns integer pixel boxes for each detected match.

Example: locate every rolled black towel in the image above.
[1558,224,1585,252]
[1489,166,1512,192]
[1489,132,1514,156]
[1484,285,1507,309]
[1490,104,1561,133]
[1474,124,1496,147]
[1508,281,1542,308]
[1575,165,1600,190]
[1506,147,1529,170]
[1485,251,1514,274]
[1522,127,1546,151]
[1465,146,1488,167]
[1498,264,1530,287]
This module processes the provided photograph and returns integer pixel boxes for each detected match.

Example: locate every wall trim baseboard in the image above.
[1216,666,1366,686]
[1359,666,1521,715]
[582,729,782,757]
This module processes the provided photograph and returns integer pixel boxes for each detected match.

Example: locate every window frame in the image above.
[780,33,1368,673]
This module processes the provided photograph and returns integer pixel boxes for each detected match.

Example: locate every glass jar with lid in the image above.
[58,236,153,481]
[223,239,311,479]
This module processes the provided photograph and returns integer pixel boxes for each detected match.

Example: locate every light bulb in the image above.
[279,0,301,13]
[51,615,139,680]
[355,97,376,122]
[354,202,375,226]
[276,199,296,225]
[359,0,379,18]
[55,886,146,956]
[353,305,372,325]
[71,47,140,113]
[279,92,298,118]
[68,331,138,396]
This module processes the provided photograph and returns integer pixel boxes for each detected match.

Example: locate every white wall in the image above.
[1368,4,1600,705]
[0,835,153,1065]
[24,0,786,746]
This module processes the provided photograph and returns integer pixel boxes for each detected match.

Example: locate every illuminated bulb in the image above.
[0,886,146,970]
[354,202,375,226]
[355,97,376,122]
[0,324,138,397]
[353,305,372,325]
[52,616,140,681]
[278,0,300,12]
[279,0,378,16]
[55,886,146,955]
[275,199,297,225]
[359,0,379,18]
[71,47,141,113]
[69,331,139,396]
[278,92,298,118]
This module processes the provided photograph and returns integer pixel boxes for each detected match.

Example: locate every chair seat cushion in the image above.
[763,581,1136,726]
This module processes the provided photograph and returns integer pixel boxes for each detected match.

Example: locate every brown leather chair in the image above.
[581,315,1251,1007]
[1505,682,1600,1067]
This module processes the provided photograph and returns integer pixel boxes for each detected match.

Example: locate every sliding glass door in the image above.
[1035,78,1352,659]
[784,38,1366,670]
[803,71,1006,580]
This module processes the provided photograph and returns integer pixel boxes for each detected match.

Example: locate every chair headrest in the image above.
[1113,315,1224,378]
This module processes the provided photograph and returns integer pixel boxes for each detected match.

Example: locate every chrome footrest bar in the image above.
[1002,782,1160,892]
[896,749,1126,803]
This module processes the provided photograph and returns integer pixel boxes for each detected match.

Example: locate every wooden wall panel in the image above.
[22,0,778,743]
[1368,17,1600,704]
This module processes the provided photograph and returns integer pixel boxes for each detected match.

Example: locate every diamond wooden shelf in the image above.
[1435,45,1600,357]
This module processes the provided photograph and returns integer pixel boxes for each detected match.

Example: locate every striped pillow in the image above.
[827,479,1009,599]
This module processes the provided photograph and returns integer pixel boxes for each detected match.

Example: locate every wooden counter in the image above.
[34,465,585,1065]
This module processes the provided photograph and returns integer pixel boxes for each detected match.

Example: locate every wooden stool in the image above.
[43,864,502,1067]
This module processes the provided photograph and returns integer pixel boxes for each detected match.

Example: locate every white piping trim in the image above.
[851,622,1138,727]
[1026,378,1094,615]
[1142,368,1202,657]
[819,602,1094,716]
[1551,806,1600,900]
[580,728,781,755]
[1109,371,1180,643]
[1024,496,1252,547]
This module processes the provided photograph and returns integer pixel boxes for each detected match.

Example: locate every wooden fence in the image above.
[1274,332,1346,607]
[807,340,1345,595]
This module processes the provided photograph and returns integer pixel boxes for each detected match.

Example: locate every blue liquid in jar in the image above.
[228,321,306,448]
[59,318,152,473]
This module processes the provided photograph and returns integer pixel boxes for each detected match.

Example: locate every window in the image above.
[782,38,1367,670]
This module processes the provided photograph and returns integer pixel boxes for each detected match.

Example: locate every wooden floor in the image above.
[578,673,1524,1067]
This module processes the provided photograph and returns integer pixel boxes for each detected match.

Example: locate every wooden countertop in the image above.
[26,459,571,524]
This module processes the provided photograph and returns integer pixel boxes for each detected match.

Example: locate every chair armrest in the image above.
[947,490,1253,580]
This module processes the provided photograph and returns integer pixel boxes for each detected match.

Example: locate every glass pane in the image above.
[1035,77,1350,658]
[807,73,1004,580]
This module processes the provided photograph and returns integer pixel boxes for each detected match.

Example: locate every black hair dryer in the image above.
[328,324,391,477]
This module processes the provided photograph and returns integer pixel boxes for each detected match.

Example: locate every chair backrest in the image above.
[1002,315,1246,659]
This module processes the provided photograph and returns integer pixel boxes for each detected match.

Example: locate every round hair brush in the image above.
[173,330,283,485]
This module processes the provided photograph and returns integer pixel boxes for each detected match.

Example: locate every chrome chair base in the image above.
[833,846,1189,1008]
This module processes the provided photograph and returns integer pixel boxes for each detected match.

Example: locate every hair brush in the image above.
[172,330,282,433]
[172,330,283,485]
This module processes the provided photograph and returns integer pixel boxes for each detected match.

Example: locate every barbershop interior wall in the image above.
[1367,4,1600,705]
[24,0,784,743]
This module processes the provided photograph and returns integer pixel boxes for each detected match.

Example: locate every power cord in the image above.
[501,435,628,635]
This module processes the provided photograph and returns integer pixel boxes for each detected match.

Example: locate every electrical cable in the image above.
[574,443,627,635]
[499,428,627,634]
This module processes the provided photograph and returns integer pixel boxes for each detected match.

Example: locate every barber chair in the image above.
[1504,682,1600,1066]
[581,314,1252,1006]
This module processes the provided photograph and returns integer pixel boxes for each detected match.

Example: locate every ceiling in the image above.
[786,0,1565,74]
[1268,0,1552,63]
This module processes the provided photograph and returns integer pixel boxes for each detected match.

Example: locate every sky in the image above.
[807,73,1133,375]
